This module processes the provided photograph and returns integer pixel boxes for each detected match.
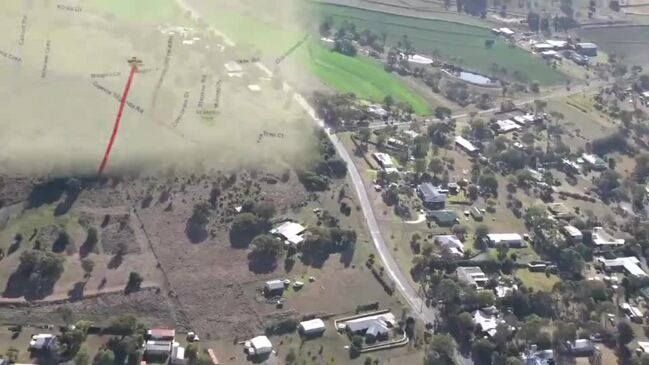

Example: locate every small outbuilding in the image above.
[264,279,285,296]
[245,336,273,356]
[576,42,598,57]
[299,318,326,337]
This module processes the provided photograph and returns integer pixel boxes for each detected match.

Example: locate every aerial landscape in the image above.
[2,0,649,365]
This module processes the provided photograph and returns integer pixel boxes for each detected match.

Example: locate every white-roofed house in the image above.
[372,152,397,173]
[591,227,625,247]
[596,256,647,277]
[472,307,505,337]
[495,119,522,134]
[486,233,524,248]
[455,136,479,155]
[271,221,306,246]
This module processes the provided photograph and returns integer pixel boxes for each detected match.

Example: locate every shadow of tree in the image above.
[299,251,329,269]
[229,230,256,249]
[107,254,123,269]
[26,179,67,209]
[185,222,207,244]
[67,281,86,301]
[3,271,58,300]
[339,244,355,268]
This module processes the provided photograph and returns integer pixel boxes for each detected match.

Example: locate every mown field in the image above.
[312,3,566,85]
[577,25,649,66]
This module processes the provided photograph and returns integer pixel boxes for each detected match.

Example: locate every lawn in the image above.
[312,3,566,85]
[515,268,560,292]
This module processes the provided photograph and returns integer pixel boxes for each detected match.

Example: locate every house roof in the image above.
[496,119,521,133]
[472,308,503,336]
[345,313,396,334]
[487,233,522,243]
[249,336,273,353]
[428,210,457,225]
[299,318,326,333]
[597,256,646,277]
[373,153,394,168]
[148,329,175,339]
[145,341,172,353]
[271,221,306,245]
[577,42,597,49]
[265,279,285,290]
[418,183,447,203]
[457,266,488,288]
[562,225,582,238]
[592,227,625,246]
[581,153,606,166]
[455,136,479,152]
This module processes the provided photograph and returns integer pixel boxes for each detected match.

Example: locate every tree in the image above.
[472,338,495,365]
[477,290,495,307]
[478,174,498,196]
[558,249,584,276]
[185,343,199,364]
[86,227,98,247]
[383,95,394,109]
[435,106,452,120]
[60,305,75,326]
[618,321,635,345]
[231,213,261,235]
[95,349,115,365]
[426,334,456,362]
[436,279,460,304]
[81,258,95,278]
[5,347,19,363]
[253,201,276,220]
[429,158,445,177]
[75,350,90,365]
[634,153,649,182]
[530,81,540,93]
[186,202,211,241]
[250,234,284,260]
[594,170,621,200]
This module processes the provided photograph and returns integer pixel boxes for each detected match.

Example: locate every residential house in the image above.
[596,256,647,277]
[576,42,598,57]
[434,235,464,258]
[270,221,306,246]
[472,306,505,337]
[427,210,458,227]
[372,153,397,173]
[546,40,568,50]
[620,303,643,323]
[521,347,554,365]
[581,153,607,170]
[417,183,447,210]
[566,339,595,357]
[486,233,524,248]
[591,227,625,247]
[456,266,488,289]
[29,334,57,352]
[455,136,479,155]
[344,312,395,341]
[495,119,522,134]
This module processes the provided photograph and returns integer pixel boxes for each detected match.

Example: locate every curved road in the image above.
[174,0,437,325]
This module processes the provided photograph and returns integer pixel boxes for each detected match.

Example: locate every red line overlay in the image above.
[97,65,137,176]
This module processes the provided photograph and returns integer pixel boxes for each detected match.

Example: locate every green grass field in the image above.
[306,44,430,114]
[515,268,561,292]
[312,4,566,85]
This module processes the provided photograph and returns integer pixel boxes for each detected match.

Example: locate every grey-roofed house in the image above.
[566,339,595,357]
[576,42,598,57]
[417,183,446,209]
[264,279,285,296]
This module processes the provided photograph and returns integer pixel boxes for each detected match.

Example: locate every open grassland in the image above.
[307,44,431,114]
[312,3,566,85]
[577,26,649,66]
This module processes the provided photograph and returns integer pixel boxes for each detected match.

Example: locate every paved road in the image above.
[174,0,438,326]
